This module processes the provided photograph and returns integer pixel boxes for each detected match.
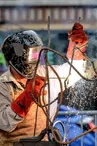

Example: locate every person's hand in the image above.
[68,23,88,48]
[26,75,47,99]
[11,75,47,117]
[66,22,88,60]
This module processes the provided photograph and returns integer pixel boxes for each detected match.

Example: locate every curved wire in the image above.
[30,46,97,143]
[53,120,67,142]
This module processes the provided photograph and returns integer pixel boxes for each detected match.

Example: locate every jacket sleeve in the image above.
[51,60,86,88]
[0,81,24,132]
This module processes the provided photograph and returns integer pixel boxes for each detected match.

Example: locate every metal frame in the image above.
[58,110,97,146]
[13,141,62,146]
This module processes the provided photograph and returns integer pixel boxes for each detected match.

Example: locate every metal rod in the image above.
[58,110,97,115]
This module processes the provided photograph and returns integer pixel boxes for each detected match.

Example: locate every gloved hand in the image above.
[66,22,88,60]
[11,75,47,117]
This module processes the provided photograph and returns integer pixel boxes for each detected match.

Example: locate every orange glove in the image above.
[66,22,88,60]
[11,76,47,117]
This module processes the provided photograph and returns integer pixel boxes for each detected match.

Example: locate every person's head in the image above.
[1,30,43,79]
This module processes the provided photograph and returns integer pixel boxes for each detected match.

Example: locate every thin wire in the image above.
[30,45,97,142]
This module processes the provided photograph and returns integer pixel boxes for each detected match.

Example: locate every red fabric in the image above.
[72,22,83,30]
[66,22,88,60]
[11,76,47,117]
[88,122,95,132]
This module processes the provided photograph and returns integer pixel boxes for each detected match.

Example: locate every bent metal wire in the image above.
[13,16,97,145]
[26,45,97,145]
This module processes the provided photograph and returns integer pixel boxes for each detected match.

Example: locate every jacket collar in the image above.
[0,68,24,90]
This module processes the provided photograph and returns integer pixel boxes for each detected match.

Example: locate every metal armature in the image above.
[14,45,97,146]
[14,17,97,146]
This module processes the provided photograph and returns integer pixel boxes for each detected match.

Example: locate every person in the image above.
[0,23,88,146]
[54,24,97,146]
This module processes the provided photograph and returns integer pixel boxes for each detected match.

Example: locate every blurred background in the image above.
[0,0,97,74]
